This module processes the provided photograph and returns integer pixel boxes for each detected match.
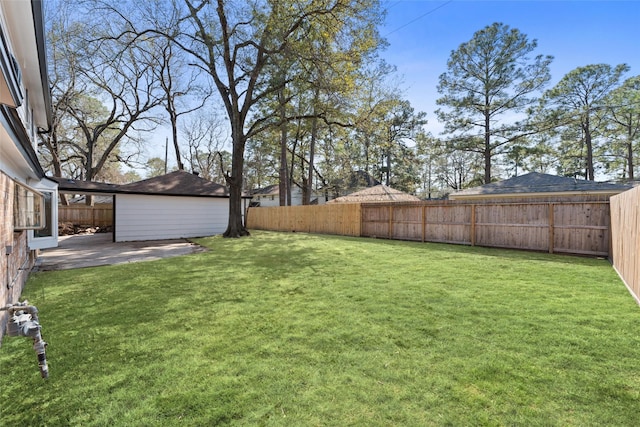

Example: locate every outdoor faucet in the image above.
[1,301,49,379]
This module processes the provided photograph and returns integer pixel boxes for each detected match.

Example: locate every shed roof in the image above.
[327,184,421,203]
[52,170,238,198]
[51,177,120,194]
[118,170,229,197]
[449,172,632,199]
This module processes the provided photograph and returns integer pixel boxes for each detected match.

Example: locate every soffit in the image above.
[1,0,49,127]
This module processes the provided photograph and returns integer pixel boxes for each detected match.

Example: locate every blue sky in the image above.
[380,0,640,134]
[147,1,640,172]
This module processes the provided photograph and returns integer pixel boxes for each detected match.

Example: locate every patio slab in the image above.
[35,233,207,271]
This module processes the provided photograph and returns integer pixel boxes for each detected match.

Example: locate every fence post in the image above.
[470,204,476,246]
[422,205,426,243]
[607,205,613,261]
[548,203,554,254]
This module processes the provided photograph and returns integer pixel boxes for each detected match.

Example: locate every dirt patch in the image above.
[58,222,113,236]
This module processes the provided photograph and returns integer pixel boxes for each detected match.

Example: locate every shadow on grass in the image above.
[265,232,610,270]
[19,231,615,336]
[1,230,634,426]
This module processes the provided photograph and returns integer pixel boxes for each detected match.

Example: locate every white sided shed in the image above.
[114,171,230,242]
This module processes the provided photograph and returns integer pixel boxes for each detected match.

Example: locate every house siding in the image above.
[114,194,229,242]
[254,189,304,207]
[1,0,55,345]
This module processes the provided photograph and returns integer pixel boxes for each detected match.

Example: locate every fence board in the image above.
[391,205,422,241]
[553,202,610,256]
[248,200,612,257]
[474,203,549,251]
[610,187,640,304]
[422,204,472,244]
[247,203,361,236]
[59,206,113,227]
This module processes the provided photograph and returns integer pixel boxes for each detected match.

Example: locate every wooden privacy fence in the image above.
[248,200,611,257]
[361,201,610,256]
[610,186,640,304]
[247,204,361,236]
[59,205,113,227]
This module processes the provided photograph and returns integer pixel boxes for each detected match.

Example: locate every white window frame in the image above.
[28,179,59,250]
[13,180,45,230]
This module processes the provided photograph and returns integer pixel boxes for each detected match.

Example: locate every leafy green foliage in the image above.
[600,75,640,179]
[176,0,388,234]
[540,64,630,180]
[436,22,553,184]
[2,232,639,425]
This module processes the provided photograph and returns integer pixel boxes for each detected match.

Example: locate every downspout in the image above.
[5,246,32,290]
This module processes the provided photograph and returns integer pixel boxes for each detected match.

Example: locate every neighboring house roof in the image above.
[328,184,421,203]
[251,171,380,199]
[449,172,632,200]
[321,170,381,193]
[251,185,280,196]
[345,170,381,188]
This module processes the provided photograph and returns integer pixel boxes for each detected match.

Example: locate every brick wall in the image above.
[0,171,37,343]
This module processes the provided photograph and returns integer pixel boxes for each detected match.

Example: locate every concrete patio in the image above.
[35,233,207,271]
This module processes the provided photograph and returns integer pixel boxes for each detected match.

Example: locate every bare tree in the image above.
[163,0,384,236]
[40,0,165,196]
[181,110,230,183]
[153,37,212,170]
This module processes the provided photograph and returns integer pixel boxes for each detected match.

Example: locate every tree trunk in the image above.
[223,120,249,237]
[484,110,491,184]
[627,131,634,180]
[287,137,296,206]
[278,88,288,206]
[584,116,594,180]
[170,107,184,170]
[47,130,69,205]
[364,135,370,177]
[385,149,391,186]
[224,178,248,237]
[84,153,94,206]
[305,115,318,205]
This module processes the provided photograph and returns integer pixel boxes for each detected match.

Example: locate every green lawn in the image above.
[1,231,639,426]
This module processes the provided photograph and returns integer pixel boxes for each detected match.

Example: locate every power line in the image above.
[383,1,403,12]
[384,0,453,37]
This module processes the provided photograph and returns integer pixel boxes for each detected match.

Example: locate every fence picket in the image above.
[59,206,113,227]
[247,200,612,257]
[610,186,640,304]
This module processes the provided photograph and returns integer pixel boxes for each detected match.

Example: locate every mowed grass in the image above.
[1,231,639,426]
